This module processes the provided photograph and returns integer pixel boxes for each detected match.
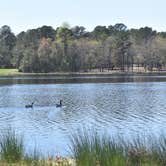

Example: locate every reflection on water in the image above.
[0,74,166,85]
[0,75,166,156]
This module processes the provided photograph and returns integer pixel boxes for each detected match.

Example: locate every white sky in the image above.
[0,0,165,34]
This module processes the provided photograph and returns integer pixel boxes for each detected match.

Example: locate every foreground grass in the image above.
[0,130,23,163]
[0,130,74,166]
[1,130,166,165]
[71,132,166,166]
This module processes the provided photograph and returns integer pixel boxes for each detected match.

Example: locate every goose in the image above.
[25,102,34,108]
[56,100,62,108]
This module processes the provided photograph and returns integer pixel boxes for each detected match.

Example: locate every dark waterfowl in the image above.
[56,100,62,107]
[25,102,34,108]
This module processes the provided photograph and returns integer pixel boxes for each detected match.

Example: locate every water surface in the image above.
[0,75,166,155]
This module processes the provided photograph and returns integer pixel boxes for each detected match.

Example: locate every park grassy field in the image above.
[0,68,166,77]
[0,69,19,76]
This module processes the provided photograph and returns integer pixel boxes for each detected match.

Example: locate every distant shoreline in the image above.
[0,68,166,77]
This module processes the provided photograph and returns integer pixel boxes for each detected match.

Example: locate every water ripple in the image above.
[0,81,165,155]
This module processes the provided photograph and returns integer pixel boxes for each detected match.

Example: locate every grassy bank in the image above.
[0,68,166,77]
[1,130,166,165]
[0,69,19,76]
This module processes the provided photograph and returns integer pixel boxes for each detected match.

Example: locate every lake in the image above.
[0,74,166,156]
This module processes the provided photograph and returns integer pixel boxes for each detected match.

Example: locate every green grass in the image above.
[1,129,166,165]
[0,69,19,76]
[71,131,166,166]
[0,129,73,165]
[71,132,126,166]
[0,130,24,163]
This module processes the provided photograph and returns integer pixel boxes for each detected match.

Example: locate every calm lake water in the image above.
[0,74,166,156]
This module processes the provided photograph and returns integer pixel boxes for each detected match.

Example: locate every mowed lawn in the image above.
[0,69,19,76]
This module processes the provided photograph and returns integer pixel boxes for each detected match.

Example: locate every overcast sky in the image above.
[0,0,165,34]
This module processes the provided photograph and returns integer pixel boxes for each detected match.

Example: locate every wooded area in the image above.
[0,24,166,73]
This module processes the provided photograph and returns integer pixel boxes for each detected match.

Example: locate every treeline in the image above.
[0,23,166,73]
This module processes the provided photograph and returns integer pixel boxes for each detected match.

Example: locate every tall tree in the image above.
[56,25,73,70]
[71,26,87,38]
[38,38,53,72]
[0,25,16,67]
